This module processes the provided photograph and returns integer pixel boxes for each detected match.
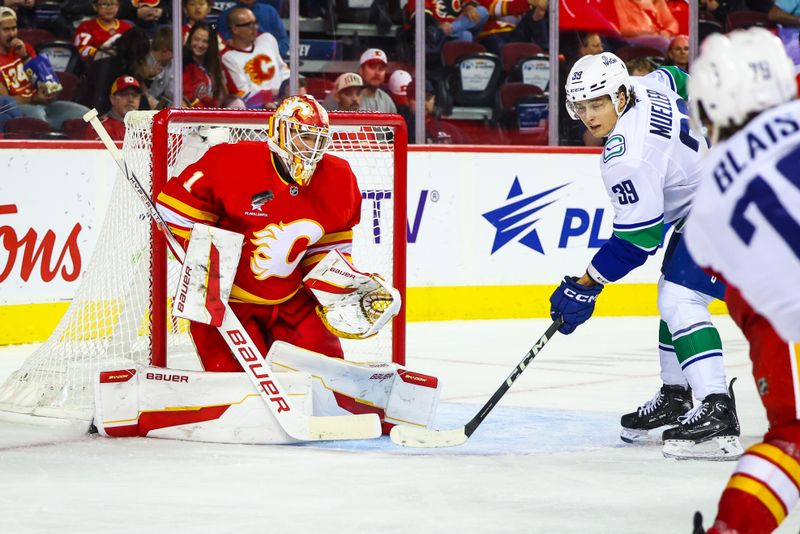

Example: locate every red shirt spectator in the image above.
[614,0,679,37]
[0,38,35,98]
[74,0,134,61]
[85,75,141,140]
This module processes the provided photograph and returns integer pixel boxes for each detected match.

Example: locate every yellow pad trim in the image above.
[727,474,786,524]
[749,443,800,487]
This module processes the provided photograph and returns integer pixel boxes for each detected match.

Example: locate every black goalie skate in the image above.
[662,378,743,461]
[620,384,693,443]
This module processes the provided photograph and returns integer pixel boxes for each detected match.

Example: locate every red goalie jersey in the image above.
[156,142,362,306]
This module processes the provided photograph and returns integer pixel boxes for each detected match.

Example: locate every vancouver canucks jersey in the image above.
[684,100,800,342]
[599,74,707,254]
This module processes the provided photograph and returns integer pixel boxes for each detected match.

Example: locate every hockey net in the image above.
[0,109,407,421]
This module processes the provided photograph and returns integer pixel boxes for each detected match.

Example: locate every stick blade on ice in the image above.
[307,414,382,441]
[389,424,468,448]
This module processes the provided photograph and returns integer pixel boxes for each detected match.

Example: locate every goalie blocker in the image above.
[95,342,440,443]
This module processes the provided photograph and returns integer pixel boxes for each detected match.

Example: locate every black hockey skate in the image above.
[662,378,743,461]
[620,384,692,443]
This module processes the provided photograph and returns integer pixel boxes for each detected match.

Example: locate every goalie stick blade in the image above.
[306,413,382,441]
[389,424,469,448]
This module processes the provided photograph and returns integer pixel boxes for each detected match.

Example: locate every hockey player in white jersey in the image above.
[684,28,800,534]
[550,51,742,460]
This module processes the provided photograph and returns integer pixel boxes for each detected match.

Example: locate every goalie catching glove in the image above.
[303,250,401,339]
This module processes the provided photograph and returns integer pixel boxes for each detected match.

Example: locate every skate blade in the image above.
[662,435,744,461]
[620,425,674,444]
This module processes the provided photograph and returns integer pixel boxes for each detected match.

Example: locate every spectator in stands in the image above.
[220,93,245,108]
[221,6,288,108]
[119,0,171,37]
[768,0,800,26]
[614,0,679,46]
[182,0,211,41]
[145,27,174,107]
[277,73,307,101]
[182,22,225,107]
[84,75,141,140]
[405,0,489,48]
[626,56,655,76]
[388,69,411,109]
[402,79,459,144]
[664,34,689,72]
[82,26,152,114]
[479,0,546,54]
[358,48,396,113]
[74,0,133,62]
[324,72,363,111]
[0,7,89,131]
[217,0,288,57]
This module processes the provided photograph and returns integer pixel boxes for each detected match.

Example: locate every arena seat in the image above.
[500,42,544,75]
[56,71,80,102]
[3,117,66,139]
[16,28,57,48]
[61,118,89,140]
[441,40,486,67]
[36,41,80,74]
[496,83,548,146]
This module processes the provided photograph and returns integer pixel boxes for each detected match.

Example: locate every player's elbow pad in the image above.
[588,235,653,284]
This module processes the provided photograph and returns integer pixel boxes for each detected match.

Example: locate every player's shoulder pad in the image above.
[646,66,689,100]
[603,133,627,164]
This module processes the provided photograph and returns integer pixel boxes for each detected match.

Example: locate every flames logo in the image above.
[250,220,324,280]
[277,94,329,126]
[244,54,276,85]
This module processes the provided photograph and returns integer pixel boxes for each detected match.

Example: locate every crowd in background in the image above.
[0,0,796,144]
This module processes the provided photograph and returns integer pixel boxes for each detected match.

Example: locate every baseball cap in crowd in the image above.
[0,6,17,20]
[388,69,412,106]
[359,48,388,66]
[335,72,364,93]
[132,0,160,6]
[111,75,143,95]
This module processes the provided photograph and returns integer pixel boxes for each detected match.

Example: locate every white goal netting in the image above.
[0,109,406,421]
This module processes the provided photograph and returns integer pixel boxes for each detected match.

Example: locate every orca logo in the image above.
[482,177,569,255]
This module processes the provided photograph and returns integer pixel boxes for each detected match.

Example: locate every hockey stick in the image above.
[84,109,381,442]
[390,317,564,448]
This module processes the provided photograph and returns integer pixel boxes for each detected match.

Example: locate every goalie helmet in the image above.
[689,27,796,143]
[268,94,333,186]
[565,52,631,120]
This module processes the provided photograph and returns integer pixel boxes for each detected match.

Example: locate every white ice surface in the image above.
[0,317,796,534]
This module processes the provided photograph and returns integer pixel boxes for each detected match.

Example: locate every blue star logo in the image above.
[482,177,569,254]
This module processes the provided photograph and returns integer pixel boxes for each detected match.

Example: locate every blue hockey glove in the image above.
[549,276,604,335]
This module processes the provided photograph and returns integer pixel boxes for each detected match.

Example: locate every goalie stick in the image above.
[83,109,381,442]
[389,318,564,448]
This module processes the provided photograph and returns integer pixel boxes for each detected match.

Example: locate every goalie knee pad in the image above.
[267,341,441,430]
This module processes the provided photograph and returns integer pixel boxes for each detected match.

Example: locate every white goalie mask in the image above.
[565,52,631,120]
[267,94,334,186]
[688,27,797,144]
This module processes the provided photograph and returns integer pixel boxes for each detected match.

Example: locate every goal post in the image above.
[0,108,407,421]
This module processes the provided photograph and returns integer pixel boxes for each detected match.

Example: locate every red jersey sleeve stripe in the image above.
[156,191,219,223]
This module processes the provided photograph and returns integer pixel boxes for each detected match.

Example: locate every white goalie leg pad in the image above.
[267,341,441,429]
[94,366,312,444]
[173,223,243,327]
